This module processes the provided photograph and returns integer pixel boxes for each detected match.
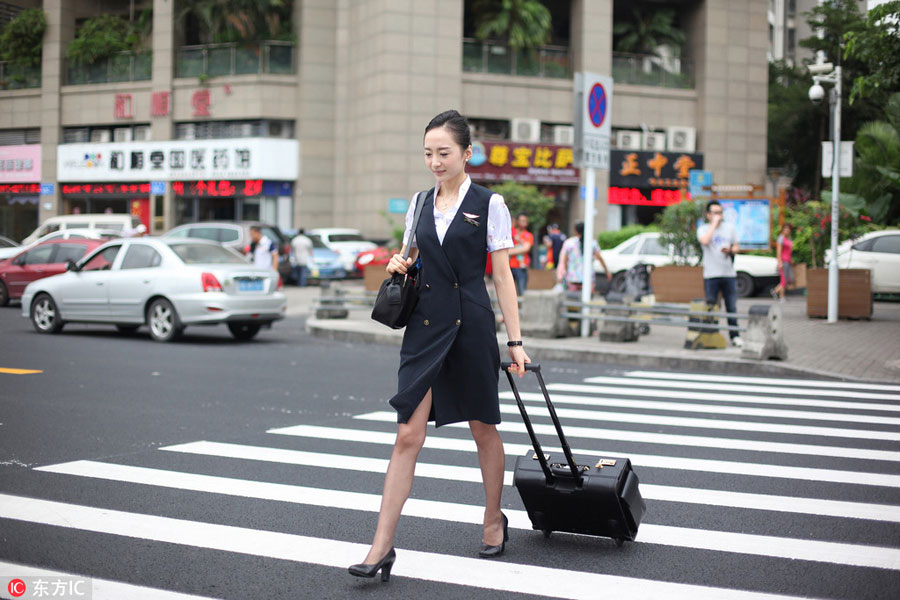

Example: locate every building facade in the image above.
[0,0,769,242]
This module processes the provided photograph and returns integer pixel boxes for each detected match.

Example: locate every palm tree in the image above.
[472,0,552,50]
[177,0,291,44]
[613,4,685,57]
[844,93,900,224]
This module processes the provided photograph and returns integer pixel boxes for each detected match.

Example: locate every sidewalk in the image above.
[287,283,900,383]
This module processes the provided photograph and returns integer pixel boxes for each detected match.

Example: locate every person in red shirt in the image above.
[509,213,533,295]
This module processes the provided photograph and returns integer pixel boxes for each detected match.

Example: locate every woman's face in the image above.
[424,126,471,183]
[782,225,791,236]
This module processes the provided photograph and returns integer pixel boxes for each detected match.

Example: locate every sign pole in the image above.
[827,65,841,324]
[581,168,596,337]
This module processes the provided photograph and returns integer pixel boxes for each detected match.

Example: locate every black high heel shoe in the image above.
[348,547,396,582]
[478,513,509,558]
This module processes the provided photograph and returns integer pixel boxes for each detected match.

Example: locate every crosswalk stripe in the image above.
[495,401,900,441]
[157,440,900,521]
[527,389,900,425]
[29,462,900,571]
[0,560,214,600]
[357,411,900,463]
[0,493,817,600]
[624,371,900,394]
[268,424,900,488]
[547,384,900,413]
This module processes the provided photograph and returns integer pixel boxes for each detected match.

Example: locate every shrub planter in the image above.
[649,265,704,303]
[806,268,872,319]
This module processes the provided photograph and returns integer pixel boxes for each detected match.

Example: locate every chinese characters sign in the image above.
[172,180,265,198]
[0,183,40,194]
[57,138,299,182]
[61,183,151,197]
[607,150,703,205]
[0,145,42,183]
[467,141,578,184]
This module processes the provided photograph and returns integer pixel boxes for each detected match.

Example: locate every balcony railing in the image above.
[175,41,295,78]
[66,51,152,85]
[612,52,694,89]
[462,38,570,79]
[0,62,41,89]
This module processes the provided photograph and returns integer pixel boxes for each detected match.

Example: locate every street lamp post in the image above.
[809,62,842,324]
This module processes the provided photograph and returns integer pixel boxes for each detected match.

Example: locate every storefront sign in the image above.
[608,187,685,206]
[0,145,42,183]
[114,94,134,119]
[61,183,151,197]
[609,150,703,190]
[58,138,299,182]
[173,179,265,198]
[0,183,40,194]
[718,198,771,250]
[466,141,578,184]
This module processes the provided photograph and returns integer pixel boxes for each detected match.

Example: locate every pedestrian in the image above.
[247,225,278,272]
[697,200,743,347]
[545,223,566,269]
[508,213,533,295]
[771,223,794,303]
[349,109,530,582]
[556,222,612,294]
[290,229,313,286]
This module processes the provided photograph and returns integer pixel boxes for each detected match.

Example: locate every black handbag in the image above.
[371,190,429,329]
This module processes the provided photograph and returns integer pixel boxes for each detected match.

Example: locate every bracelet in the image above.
[507,340,523,347]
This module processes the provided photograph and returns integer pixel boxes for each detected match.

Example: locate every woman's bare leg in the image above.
[469,420,505,545]
[362,389,433,563]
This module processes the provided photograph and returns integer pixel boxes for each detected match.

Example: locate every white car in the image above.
[596,232,780,297]
[826,229,900,294]
[0,235,20,261]
[0,228,121,261]
[21,237,286,342]
[306,228,376,274]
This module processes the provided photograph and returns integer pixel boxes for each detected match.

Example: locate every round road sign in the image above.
[588,83,607,128]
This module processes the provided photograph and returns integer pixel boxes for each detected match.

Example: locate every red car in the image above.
[0,239,105,306]
[353,246,395,277]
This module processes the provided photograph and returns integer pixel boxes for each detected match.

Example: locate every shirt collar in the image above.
[434,175,471,204]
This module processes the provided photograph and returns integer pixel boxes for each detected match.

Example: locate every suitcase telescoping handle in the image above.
[501,362,583,485]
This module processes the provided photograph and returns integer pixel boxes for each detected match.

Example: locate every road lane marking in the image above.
[159,440,900,521]
[269,424,900,488]
[0,367,42,375]
[27,464,900,571]
[0,560,214,600]
[624,371,900,394]
[495,400,900,441]
[0,493,819,600]
[549,384,900,412]
[512,390,900,425]
[357,411,900,463]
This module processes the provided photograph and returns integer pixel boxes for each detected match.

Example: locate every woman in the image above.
[556,222,612,293]
[349,110,530,582]
[771,223,794,302]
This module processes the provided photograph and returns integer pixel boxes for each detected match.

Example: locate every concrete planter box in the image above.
[649,265,705,303]
[806,268,872,319]
[527,268,557,290]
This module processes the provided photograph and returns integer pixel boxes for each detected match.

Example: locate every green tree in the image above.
[844,1,900,106]
[767,60,820,190]
[613,4,685,56]
[656,199,704,264]
[488,181,554,233]
[66,15,131,65]
[0,8,46,68]
[472,0,552,50]
[177,0,293,44]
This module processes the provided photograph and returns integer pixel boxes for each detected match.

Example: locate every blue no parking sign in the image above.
[574,72,613,170]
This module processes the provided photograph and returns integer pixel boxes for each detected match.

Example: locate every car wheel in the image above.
[228,322,261,340]
[116,324,141,334]
[31,293,64,334]
[147,298,183,342]
[610,272,627,294]
[0,281,8,306]
[736,272,755,298]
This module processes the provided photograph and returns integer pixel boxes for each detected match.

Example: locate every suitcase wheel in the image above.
[542,529,552,539]
[614,537,625,548]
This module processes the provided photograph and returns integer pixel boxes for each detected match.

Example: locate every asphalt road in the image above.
[1,305,899,600]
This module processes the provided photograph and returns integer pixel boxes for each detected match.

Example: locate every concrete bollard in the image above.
[684,300,727,349]
[742,304,788,361]
[520,289,570,338]
[315,282,349,319]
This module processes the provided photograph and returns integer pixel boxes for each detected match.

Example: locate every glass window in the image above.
[38,223,61,237]
[165,227,191,238]
[170,243,246,264]
[97,222,126,231]
[328,233,365,243]
[0,237,16,248]
[853,238,875,251]
[617,238,640,255]
[54,243,90,264]
[187,226,223,241]
[121,245,162,269]
[219,228,240,243]
[260,226,284,245]
[24,245,55,265]
[81,245,121,271]
[640,238,668,256]
[871,235,900,254]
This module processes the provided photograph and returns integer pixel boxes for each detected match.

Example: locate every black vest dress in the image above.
[389,183,501,427]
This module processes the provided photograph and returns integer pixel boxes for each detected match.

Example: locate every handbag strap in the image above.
[402,188,432,260]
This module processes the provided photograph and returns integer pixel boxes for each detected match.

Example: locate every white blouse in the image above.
[403,176,514,253]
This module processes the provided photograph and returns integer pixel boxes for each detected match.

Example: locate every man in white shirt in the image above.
[249,226,279,272]
[697,200,742,347]
[290,229,313,286]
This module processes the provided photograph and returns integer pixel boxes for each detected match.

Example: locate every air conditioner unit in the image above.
[511,118,540,143]
[113,127,132,142]
[667,126,697,153]
[552,125,574,145]
[90,129,111,143]
[642,131,667,151]
[615,130,642,150]
[133,125,151,141]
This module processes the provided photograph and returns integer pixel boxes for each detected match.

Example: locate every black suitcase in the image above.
[502,362,646,546]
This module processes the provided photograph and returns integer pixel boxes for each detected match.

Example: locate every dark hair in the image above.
[574,222,584,236]
[249,225,262,233]
[517,212,529,219]
[425,110,471,149]
[705,200,722,213]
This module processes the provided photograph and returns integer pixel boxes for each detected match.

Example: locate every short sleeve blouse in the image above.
[402,176,513,253]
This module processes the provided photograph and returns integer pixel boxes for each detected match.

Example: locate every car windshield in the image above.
[170,243,246,264]
[329,233,366,243]
[306,236,328,249]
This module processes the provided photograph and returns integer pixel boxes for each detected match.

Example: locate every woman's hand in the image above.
[508,345,531,378]
[387,254,413,275]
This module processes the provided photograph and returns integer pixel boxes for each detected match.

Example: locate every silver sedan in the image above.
[21,237,286,342]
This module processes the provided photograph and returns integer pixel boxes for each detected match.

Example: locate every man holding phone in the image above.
[697,200,743,348]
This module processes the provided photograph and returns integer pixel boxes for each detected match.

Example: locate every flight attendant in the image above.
[349,110,530,581]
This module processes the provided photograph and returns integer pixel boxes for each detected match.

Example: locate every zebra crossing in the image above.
[3,369,900,599]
